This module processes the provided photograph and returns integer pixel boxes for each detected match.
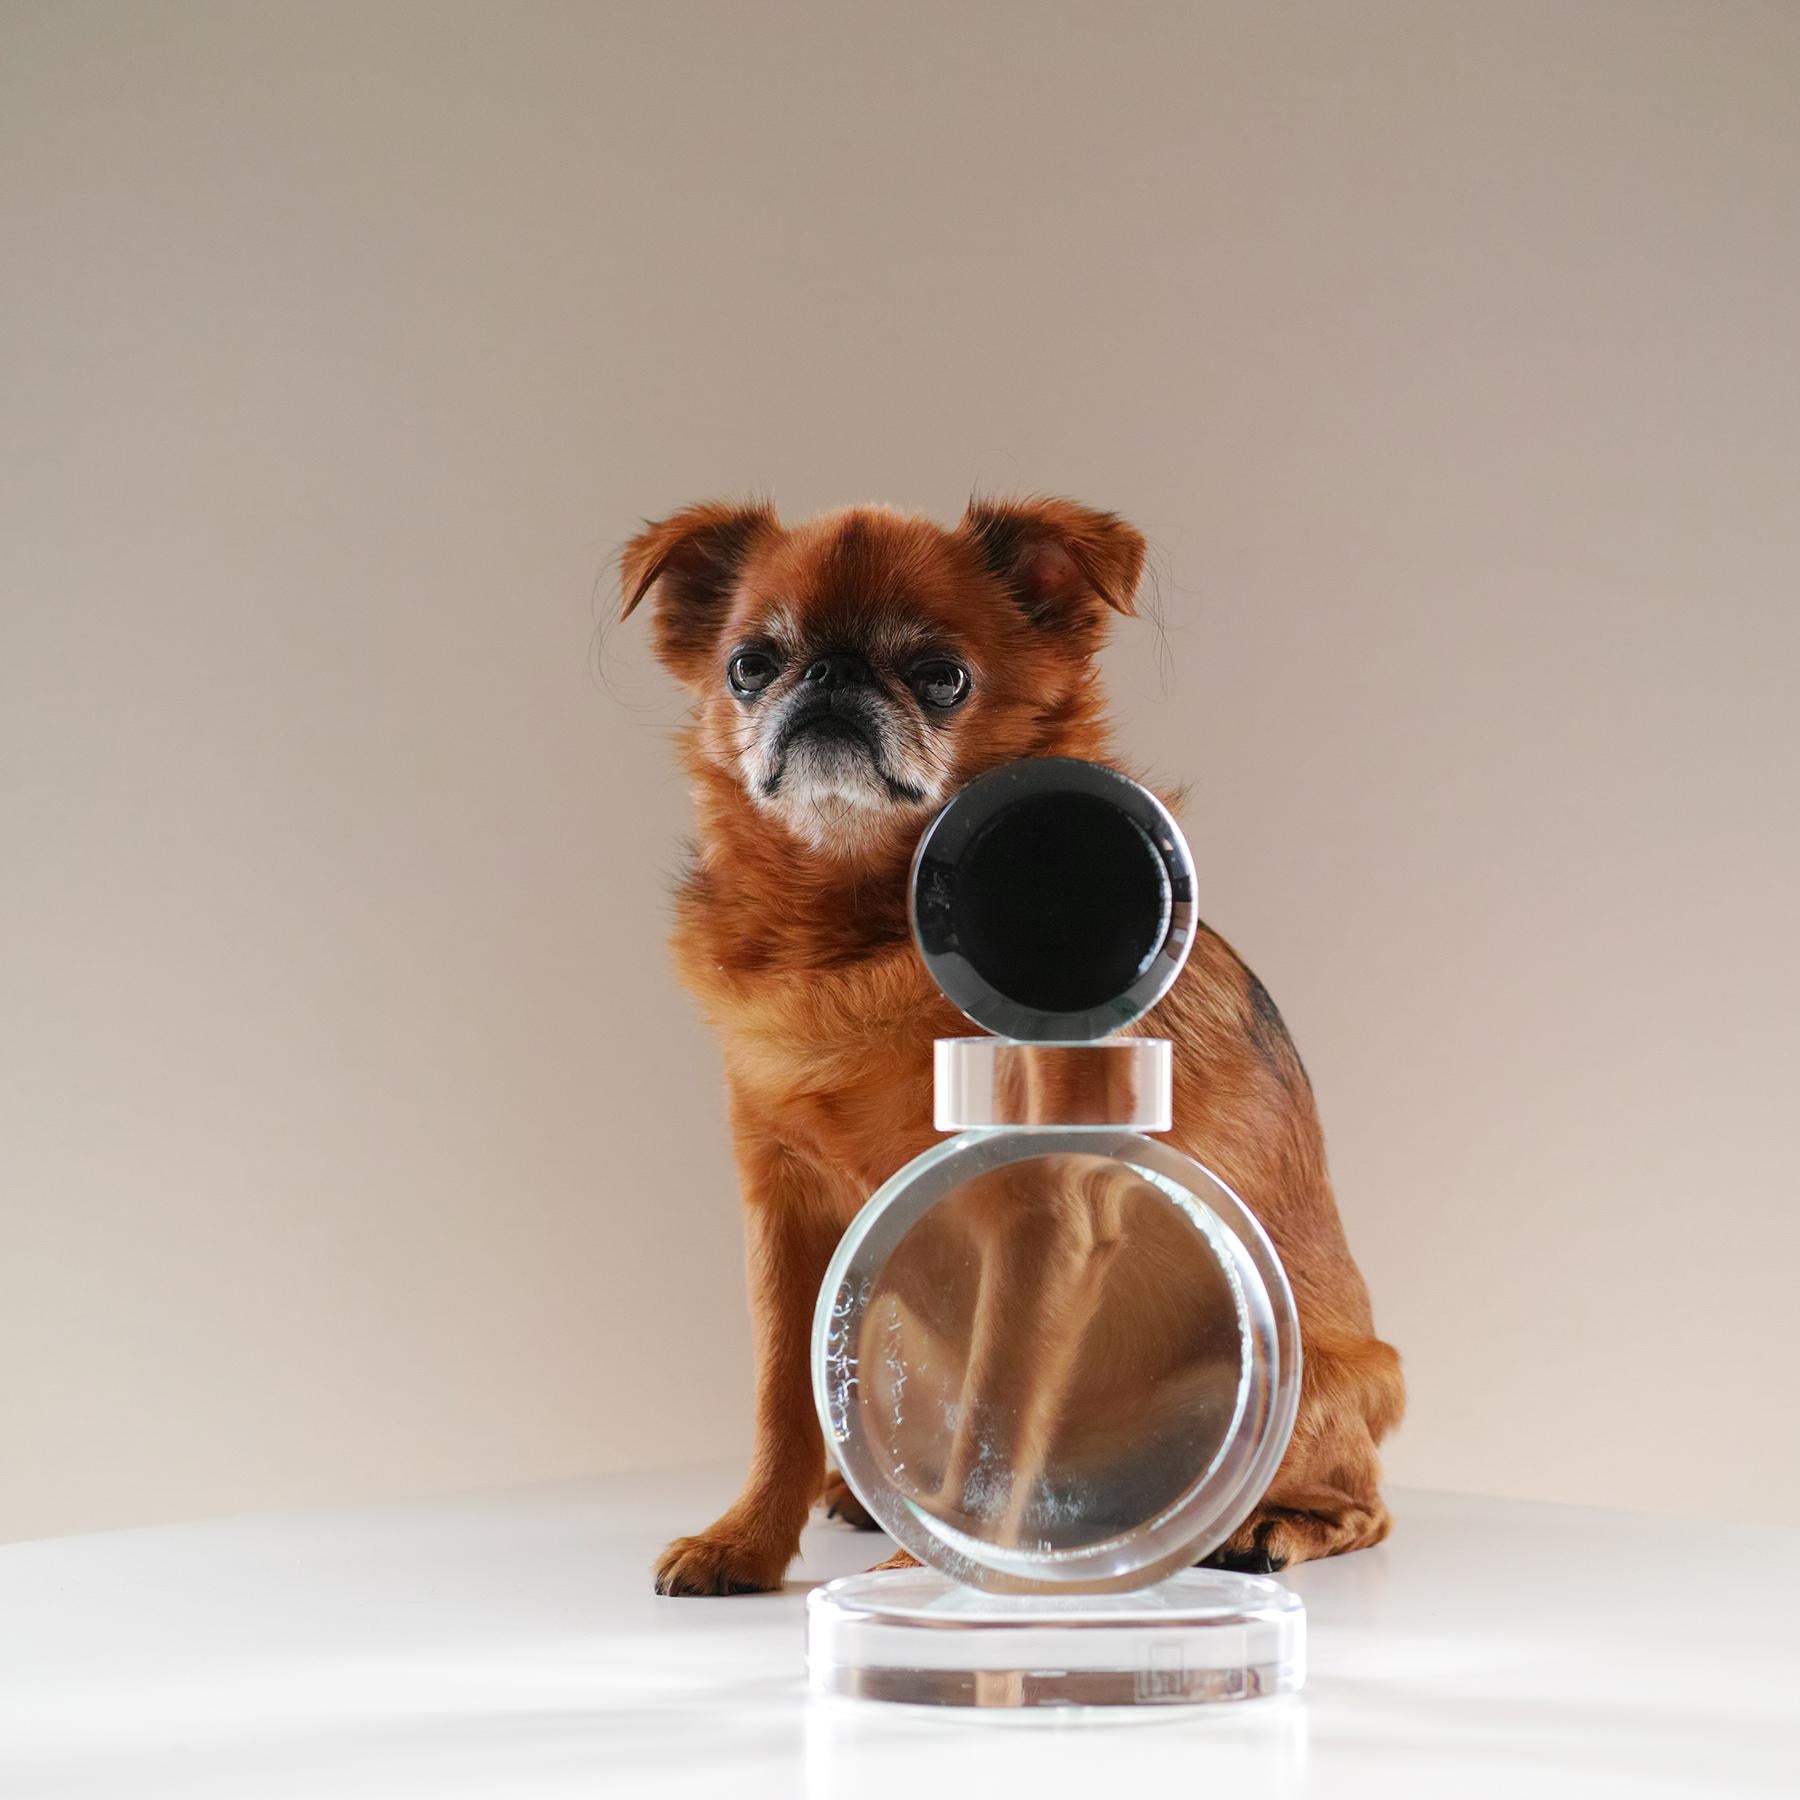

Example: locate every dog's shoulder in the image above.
[670,864,945,1080]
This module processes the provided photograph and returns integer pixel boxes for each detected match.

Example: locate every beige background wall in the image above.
[3,1,1797,1544]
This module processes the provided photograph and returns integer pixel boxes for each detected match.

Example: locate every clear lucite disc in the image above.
[814,1130,1300,1594]
[807,1567,1304,1709]
[933,1037,1173,1130]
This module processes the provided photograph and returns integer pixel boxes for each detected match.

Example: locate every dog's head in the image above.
[621,497,1144,854]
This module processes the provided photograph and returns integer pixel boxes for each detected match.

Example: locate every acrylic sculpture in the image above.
[807,757,1306,1709]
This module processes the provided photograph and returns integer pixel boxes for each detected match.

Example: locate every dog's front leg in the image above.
[654,1137,844,1596]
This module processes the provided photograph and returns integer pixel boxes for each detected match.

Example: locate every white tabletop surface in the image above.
[1,1467,1793,1799]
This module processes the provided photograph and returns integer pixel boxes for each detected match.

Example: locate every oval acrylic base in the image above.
[806,1567,1304,1710]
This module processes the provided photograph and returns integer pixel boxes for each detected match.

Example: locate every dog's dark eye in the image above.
[728,649,779,695]
[912,660,970,710]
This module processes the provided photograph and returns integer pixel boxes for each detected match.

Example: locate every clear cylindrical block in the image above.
[808,1567,1304,1709]
[933,1037,1172,1131]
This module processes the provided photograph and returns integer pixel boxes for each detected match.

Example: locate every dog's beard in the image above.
[740,691,950,853]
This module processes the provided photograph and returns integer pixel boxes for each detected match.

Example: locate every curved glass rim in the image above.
[813,1129,1302,1594]
[907,758,1198,1043]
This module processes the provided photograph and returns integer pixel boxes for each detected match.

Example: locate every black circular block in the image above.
[910,758,1196,1042]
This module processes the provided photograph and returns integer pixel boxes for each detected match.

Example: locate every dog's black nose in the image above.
[801,652,870,692]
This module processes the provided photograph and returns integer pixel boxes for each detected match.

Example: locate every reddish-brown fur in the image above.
[622,496,1403,1594]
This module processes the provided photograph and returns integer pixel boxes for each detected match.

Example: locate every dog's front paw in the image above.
[820,1471,880,1531]
[654,1527,790,1597]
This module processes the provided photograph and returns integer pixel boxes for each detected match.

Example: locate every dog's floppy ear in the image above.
[957,496,1144,643]
[620,500,779,683]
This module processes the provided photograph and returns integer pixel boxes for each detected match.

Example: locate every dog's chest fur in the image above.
[671,866,960,1195]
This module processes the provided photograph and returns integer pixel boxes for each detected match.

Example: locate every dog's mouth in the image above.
[761,701,926,805]
[789,713,875,754]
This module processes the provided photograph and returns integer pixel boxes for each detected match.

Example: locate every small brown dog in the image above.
[622,495,1403,1595]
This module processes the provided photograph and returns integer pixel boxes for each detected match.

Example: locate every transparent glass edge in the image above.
[811,1129,1304,1592]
